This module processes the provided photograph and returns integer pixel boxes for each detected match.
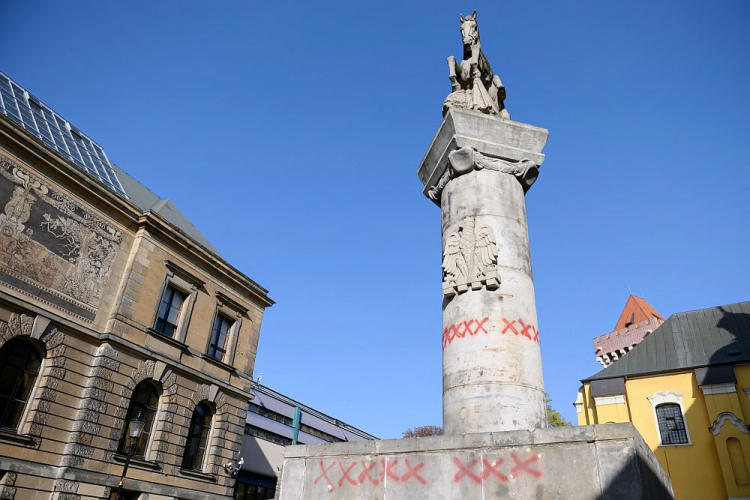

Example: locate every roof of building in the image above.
[0,70,220,256]
[249,382,378,442]
[613,295,664,331]
[0,71,127,197]
[583,300,750,382]
[112,164,218,254]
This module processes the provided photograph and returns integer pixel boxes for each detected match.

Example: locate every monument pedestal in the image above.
[278,424,673,499]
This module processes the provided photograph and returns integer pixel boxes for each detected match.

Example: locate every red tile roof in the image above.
[613,295,664,331]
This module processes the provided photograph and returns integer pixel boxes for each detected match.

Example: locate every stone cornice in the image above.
[428,146,540,202]
[417,107,548,205]
[138,212,273,308]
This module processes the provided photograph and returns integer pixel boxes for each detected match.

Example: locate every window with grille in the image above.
[154,285,187,337]
[655,404,689,445]
[0,339,42,430]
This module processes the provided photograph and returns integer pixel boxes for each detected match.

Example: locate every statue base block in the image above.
[278,424,673,499]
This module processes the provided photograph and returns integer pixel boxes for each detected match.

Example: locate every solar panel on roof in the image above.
[0,71,127,198]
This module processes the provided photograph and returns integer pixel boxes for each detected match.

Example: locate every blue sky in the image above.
[1,1,748,438]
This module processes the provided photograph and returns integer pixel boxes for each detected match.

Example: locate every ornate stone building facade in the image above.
[0,71,273,499]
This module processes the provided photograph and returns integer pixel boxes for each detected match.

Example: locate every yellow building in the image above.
[576,300,750,500]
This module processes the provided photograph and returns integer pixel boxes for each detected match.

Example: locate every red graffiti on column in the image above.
[443,317,490,350]
[501,317,540,344]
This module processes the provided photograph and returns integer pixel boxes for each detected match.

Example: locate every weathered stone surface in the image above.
[278,424,673,500]
[417,107,548,202]
[419,108,549,433]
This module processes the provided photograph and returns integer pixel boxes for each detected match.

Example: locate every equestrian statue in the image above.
[445,10,510,119]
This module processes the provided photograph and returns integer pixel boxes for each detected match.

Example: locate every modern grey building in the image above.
[236,383,377,499]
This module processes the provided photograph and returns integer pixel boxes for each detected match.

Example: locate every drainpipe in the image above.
[291,406,301,445]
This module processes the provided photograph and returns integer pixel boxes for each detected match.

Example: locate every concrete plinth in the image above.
[277,423,674,500]
[419,108,550,433]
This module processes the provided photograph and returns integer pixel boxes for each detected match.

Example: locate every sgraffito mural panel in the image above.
[0,153,121,321]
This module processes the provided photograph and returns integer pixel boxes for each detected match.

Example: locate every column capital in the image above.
[417,107,549,204]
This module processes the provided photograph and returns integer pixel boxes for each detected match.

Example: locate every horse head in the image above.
[459,10,479,48]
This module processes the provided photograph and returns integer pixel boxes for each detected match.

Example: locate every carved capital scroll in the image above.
[428,147,540,202]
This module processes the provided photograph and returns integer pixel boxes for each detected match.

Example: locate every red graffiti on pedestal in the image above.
[510,452,542,478]
[313,453,542,491]
[453,453,542,484]
[314,458,428,491]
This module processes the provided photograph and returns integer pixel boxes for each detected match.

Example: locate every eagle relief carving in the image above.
[442,217,499,297]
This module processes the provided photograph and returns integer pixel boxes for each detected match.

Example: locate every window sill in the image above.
[658,442,692,447]
[146,328,189,351]
[113,453,162,471]
[178,468,217,482]
[203,354,236,373]
[0,428,35,446]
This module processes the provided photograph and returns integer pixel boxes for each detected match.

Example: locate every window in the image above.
[655,404,689,445]
[118,381,160,458]
[248,403,293,426]
[182,402,212,471]
[245,404,343,443]
[299,423,343,443]
[647,390,691,446]
[207,314,232,361]
[235,482,276,500]
[109,491,140,500]
[244,424,293,446]
[154,285,187,337]
[0,339,42,430]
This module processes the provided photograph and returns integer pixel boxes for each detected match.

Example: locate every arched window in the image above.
[118,381,160,458]
[655,403,689,445]
[0,338,42,430]
[182,402,213,471]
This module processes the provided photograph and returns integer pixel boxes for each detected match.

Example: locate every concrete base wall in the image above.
[278,424,673,500]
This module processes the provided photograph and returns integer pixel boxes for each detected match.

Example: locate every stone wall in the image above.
[278,424,673,500]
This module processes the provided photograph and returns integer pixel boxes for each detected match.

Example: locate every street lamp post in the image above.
[115,409,145,500]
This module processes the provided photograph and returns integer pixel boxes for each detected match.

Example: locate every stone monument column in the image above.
[419,11,549,434]
[419,109,548,434]
[277,13,674,499]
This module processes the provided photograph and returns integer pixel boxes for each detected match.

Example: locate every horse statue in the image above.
[444,10,510,119]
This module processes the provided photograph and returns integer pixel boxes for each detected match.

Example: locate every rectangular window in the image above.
[244,424,292,446]
[207,314,232,361]
[248,403,294,426]
[234,483,276,500]
[154,285,187,337]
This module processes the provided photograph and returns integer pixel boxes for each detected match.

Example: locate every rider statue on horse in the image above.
[444,10,511,119]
